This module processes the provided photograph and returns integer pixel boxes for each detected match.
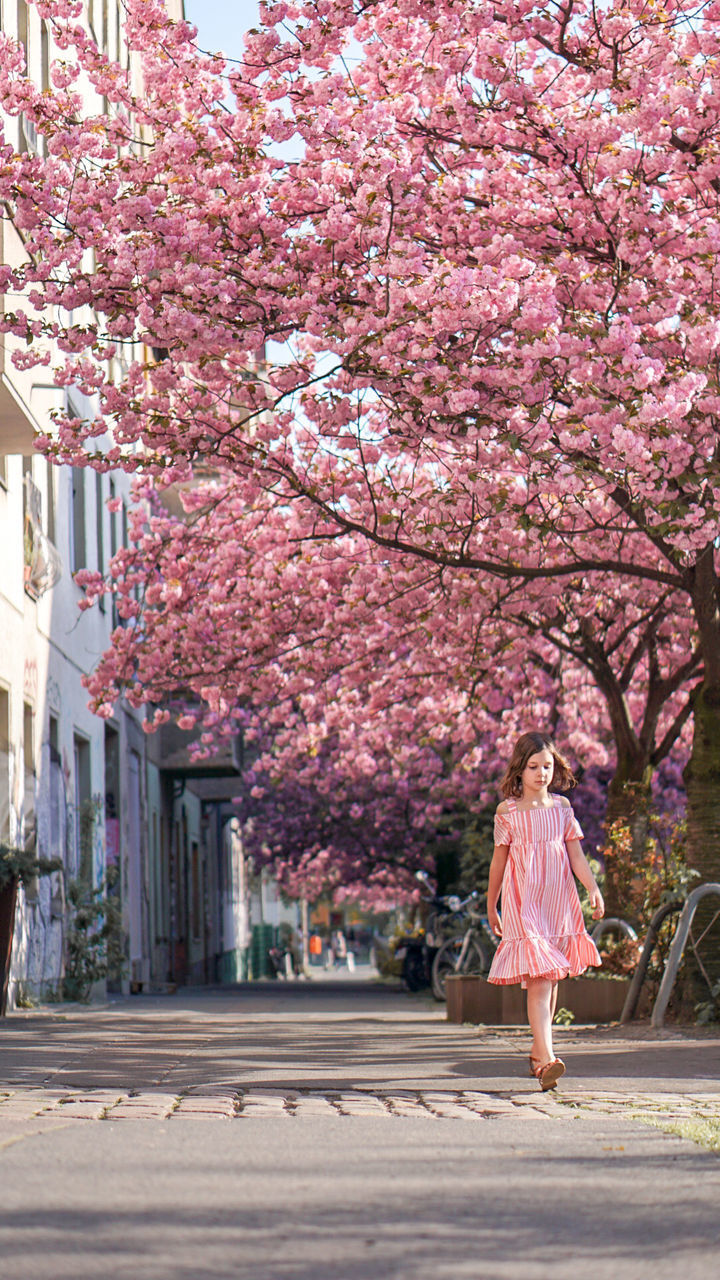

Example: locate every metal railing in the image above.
[591,917,638,946]
[619,899,684,1025]
[651,883,720,1029]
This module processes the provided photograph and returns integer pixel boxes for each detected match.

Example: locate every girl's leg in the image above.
[527,977,555,1066]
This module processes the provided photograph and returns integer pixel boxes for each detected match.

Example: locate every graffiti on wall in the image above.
[23,658,38,701]
[46,678,62,711]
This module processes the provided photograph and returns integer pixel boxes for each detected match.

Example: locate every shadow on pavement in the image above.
[1,981,718,1094]
[0,1114,718,1280]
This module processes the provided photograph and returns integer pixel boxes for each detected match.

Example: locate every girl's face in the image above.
[521,749,554,795]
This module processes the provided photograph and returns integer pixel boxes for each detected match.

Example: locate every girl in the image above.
[487,731,604,1091]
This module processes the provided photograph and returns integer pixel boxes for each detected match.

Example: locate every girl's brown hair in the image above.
[500,731,577,799]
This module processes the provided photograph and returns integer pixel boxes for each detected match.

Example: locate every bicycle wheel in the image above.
[431,937,463,1001]
[431,936,493,1001]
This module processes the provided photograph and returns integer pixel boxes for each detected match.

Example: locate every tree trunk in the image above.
[682,684,720,993]
[683,684,720,887]
[603,761,653,920]
[684,548,720,990]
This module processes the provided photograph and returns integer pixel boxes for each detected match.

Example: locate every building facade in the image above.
[0,1,292,1010]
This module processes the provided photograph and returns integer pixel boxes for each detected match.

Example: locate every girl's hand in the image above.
[488,907,502,938]
[589,886,604,921]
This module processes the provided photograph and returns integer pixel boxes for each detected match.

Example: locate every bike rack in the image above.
[591,917,638,945]
[619,899,683,1025]
[651,883,720,1029]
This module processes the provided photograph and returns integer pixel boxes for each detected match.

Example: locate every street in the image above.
[1,980,719,1280]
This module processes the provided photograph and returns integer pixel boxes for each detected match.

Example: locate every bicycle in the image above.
[431,893,497,1001]
[392,874,469,991]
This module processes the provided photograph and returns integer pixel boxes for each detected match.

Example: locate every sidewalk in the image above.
[0,982,718,1280]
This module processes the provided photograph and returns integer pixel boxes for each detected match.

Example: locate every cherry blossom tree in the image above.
[74,474,695,904]
[1,0,719,884]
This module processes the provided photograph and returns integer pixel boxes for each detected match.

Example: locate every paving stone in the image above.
[107,1094,177,1120]
[334,1092,389,1115]
[168,1109,231,1120]
[461,1092,518,1115]
[422,1096,485,1120]
[292,1094,340,1118]
[238,1092,292,1117]
[0,1102,48,1120]
[184,1084,241,1098]
[56,1095,124,1121]
[173,1094,235,1116]
[384,1094,434,1118]
[1,1081,718,1129]
[0,1096,63,1120]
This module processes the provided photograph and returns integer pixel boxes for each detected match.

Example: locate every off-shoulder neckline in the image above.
[506,796,566,813]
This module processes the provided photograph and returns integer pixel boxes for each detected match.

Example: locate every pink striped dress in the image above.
[487,796,601,988]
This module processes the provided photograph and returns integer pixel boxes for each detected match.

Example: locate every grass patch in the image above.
[637,1114,720,1155]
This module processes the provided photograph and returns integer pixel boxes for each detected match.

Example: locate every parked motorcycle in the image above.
[267,944,300,979]
[393,930,433,992]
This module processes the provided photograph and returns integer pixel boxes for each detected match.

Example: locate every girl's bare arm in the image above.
[566,839,604,919]
[487,844,509,937]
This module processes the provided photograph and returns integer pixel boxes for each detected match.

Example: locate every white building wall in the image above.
[0,2,280,1006]
[0,5,164,1007]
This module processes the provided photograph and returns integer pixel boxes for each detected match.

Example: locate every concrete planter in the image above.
[446,973,631,1025]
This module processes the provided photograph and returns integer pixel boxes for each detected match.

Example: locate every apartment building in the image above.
[0,1,268,1009]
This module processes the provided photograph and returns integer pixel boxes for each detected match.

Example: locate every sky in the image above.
[183,1,259,60]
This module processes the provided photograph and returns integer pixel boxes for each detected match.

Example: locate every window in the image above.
[71,467,86,573]
[24,703,34,769]
[23,458,61,598]
[15,1,39,153]
[17,1,27,64]
[104,722,120,869]
[23,702,36,854]
[109,477,118,625]
[117,0,128,71]
[0,689,9,843]
[109,477,117,556]
[106,0,117,59]
[46,457,56,545]
[191,841,201,940]
[22,457,34,590]
[73,734,92,881]
[88,0,107,47]
[48,715,65,865]
[152,808,164,943]
[22,454,32,524]
[41,22,49,91]
[95,471,105,611]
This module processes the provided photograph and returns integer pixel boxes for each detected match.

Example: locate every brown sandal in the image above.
[534,1058,566,1091]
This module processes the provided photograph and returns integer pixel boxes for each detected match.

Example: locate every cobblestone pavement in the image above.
[2,1082,719,1129]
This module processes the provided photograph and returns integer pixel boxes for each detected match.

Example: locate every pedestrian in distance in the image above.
[486,731,604,1091]
[333,930,348,967]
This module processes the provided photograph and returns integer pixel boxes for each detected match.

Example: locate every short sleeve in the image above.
[494,809,512,846]
[564,804,584,842]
